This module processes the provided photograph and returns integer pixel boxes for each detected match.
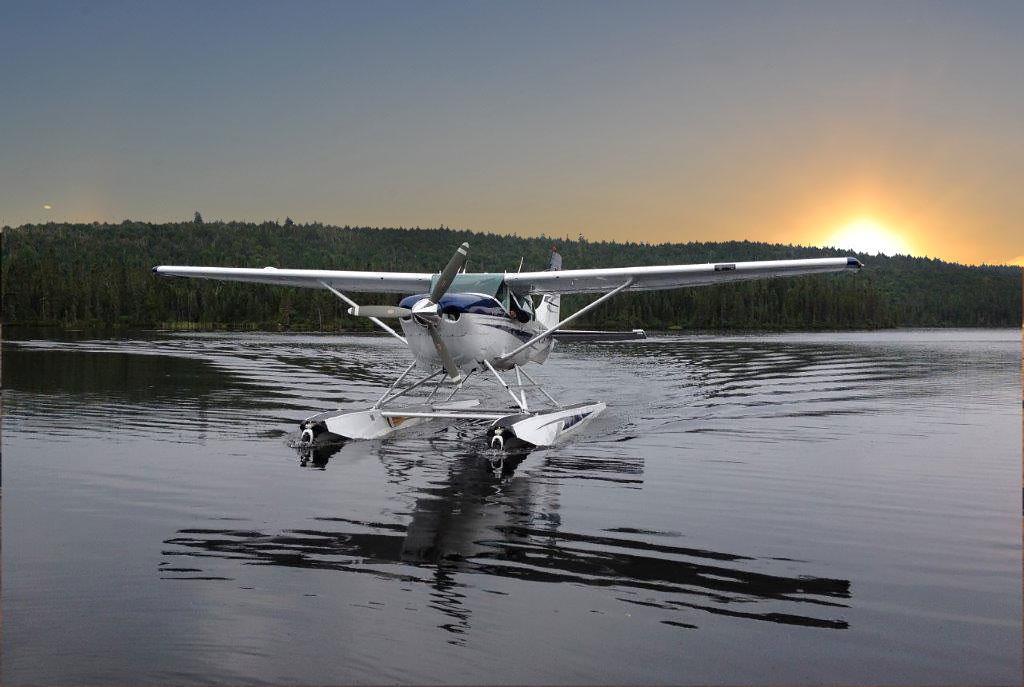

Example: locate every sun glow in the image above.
[825,218,913,257]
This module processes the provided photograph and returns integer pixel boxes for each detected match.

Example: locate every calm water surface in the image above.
[2,329,1020,684]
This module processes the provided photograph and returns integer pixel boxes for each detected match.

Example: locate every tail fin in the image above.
[536,245,562,328]
[536,293,560,329]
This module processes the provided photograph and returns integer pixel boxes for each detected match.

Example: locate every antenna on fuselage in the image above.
[517,256,524,273]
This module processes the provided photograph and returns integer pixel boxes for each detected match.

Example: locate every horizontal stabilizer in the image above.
[552,329,648,342]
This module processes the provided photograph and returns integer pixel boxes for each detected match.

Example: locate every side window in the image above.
[510,292,534,322]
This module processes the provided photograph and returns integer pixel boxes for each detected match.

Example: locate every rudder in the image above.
[537,245,563,328]
[536,293,560,329]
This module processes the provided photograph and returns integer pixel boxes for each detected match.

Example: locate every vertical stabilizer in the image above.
[536,245,562,329]
[536,293,561,329]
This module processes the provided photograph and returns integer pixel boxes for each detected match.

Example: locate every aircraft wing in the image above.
[152,266,433,294]
[503,257,862,295]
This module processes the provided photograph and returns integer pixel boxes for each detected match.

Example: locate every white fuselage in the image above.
[398,312,553,372]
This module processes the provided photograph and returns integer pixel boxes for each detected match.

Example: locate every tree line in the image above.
[2,221,1020,331]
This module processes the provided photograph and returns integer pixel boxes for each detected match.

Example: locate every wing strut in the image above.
[318,280,407,344]
[497,278,633,363]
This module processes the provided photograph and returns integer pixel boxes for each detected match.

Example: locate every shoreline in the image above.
[3,322,1018,340]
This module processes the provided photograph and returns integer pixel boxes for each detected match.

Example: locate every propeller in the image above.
[347,305,412,318]
[423,242,469,380]
[347,242,469,381]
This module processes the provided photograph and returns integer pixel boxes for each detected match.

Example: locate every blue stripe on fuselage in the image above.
[478,322,534,342]
[399,292,507,318]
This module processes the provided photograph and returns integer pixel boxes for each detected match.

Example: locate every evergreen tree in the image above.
[1,222,1019,331]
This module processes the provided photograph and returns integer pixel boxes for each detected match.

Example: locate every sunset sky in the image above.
[2,1,1021,265]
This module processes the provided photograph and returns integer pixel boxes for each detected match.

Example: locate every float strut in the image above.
[484,360,528,412]
[517,365,561,408]
[372,361,417,409]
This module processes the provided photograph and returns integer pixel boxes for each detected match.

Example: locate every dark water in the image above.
[2,329,1020,684]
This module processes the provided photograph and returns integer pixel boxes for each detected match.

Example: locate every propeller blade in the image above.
[430,242,470,303]
[347,305,412,318]
[427,325,462,381]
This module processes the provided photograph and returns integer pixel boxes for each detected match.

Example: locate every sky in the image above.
[2,1,1021,265]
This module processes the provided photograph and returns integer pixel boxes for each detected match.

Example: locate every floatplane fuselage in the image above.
[397,292,558,373]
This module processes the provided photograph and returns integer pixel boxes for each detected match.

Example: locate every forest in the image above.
[2,220,1020,332]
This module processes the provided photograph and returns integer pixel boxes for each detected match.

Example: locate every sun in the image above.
[825,218,913,257]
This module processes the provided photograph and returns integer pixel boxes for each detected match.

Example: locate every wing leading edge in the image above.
[153,256,862,296]
[503,257,863,295]
[152,265,433,294]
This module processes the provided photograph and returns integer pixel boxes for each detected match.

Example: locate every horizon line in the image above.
[5,219,1022,269]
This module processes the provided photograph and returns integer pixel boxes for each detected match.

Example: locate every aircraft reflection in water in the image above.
[162,440,850,638]
[297,431,529,478]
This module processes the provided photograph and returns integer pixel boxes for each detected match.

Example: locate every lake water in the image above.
[2,328,1020,684]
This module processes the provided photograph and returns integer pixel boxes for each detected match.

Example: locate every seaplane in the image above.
[154,244,862,450]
